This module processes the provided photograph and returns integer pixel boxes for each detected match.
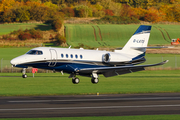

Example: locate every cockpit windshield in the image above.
[26,50,43,55]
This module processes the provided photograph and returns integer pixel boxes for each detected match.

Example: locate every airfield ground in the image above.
[0,23,180,119]
[0,70,180,96]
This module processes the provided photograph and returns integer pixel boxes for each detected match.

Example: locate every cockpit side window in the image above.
[26,50,43,55]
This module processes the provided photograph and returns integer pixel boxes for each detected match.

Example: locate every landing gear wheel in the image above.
[22,74,27,78]
[72,77,80,84]
[91,78,99,84]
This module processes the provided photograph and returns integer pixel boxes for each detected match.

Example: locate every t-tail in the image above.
[121,25,152,63]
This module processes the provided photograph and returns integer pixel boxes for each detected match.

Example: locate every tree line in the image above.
[0,0,180,23]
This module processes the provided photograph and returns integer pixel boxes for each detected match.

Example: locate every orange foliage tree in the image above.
[144,7,166,23]
[160,4,180,22]
[173,4,180,22]
[159,5,174,22]
[133,7,146,20]
[120,5,137,18]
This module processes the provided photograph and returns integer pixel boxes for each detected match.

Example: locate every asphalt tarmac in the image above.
[1,93,180,118]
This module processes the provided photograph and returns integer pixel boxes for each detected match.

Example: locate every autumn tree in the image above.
[44,1,58,8]
[62,7,75,17]
[0,0,16,12]
[0,9,16,22]
[144,7,165,23]
[15,6,30,22]
[133,7,146,20]
[120,4,137,18]
[29,6,49,21]
[163,4,180,22]
[74,5,92,17]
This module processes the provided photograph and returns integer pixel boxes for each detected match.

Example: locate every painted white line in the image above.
[1,104,180,111]
[8,97,180,103]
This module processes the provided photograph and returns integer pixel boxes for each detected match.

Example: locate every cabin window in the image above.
[66,54,68,58]
[26,50,43,55]
[61,54,64,58]
[75,54,78,59]
[71,54,73,58]
[80,55,83,59]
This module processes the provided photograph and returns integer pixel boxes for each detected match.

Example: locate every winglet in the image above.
[159,60,169,65]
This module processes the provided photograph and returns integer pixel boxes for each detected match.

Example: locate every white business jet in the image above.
[10,25,168,84]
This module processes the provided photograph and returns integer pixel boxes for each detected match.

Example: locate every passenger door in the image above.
[49,49,57,67]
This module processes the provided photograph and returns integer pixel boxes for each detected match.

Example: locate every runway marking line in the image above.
[1,104,180,111]
[8,97,180,103]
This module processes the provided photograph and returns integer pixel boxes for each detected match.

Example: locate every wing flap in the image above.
[130,67,145,72]
[103,67,145,77]
[103,70,119,77]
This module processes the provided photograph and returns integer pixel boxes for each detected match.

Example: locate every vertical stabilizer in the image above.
[121,25,151,58]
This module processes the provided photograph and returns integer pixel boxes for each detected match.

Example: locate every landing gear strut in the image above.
[22,68,27,78]
[91,72,99,84]
[69,72,99,84]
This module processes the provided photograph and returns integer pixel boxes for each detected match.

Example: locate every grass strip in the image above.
[0,70,180,96]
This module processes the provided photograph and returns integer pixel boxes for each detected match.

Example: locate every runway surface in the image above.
[1,93,180,118]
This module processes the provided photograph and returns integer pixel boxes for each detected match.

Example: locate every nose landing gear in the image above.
[22,74,27,78]
[22,68,27,78]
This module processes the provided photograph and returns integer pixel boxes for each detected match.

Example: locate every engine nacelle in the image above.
[102,53,111,63]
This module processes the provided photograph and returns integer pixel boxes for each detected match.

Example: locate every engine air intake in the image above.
[103,53,111,63]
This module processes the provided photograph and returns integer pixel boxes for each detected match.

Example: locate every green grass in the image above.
[143,54,180,68]
[0,115,180,120]
[65,24,138,47]
[0,70,180,96]
[65,24,180,47]
[0,48,31,60]
[0,23,52,35]
[0,24,179,48]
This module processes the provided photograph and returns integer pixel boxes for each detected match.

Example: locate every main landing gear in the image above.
[22,68,27,78]
[91,77,99,84]
[91,72,99,84]
[72,77,80,84]
[70,73,80,84]
[70,72,99,84]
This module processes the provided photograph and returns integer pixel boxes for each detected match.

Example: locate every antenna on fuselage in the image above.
[68,45,71,49]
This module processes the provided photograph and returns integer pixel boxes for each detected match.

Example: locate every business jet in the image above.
[10,25,168,84]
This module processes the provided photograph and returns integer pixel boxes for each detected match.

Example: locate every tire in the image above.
[72,77,80,84]
[91,78,99,84]
[22,74,27,78]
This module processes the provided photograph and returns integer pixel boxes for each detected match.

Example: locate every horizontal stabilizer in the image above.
[131,46,173,50]
[116,46,173,50]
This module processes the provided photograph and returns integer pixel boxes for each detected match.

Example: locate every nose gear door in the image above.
[49,49,57,67]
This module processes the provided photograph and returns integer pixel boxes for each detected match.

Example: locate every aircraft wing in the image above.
[78,60,168,77]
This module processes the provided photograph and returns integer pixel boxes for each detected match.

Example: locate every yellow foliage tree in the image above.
[0,0,16,12]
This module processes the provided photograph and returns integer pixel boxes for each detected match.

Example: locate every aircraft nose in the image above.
[10,55,28,66]
[10,58,18,66]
